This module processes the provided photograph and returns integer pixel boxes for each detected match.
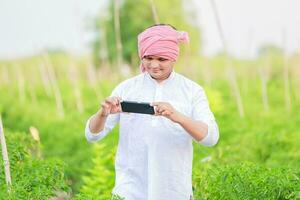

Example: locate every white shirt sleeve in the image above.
[85,113,120,143]
[85,84,123,143]
[191,86,219,147]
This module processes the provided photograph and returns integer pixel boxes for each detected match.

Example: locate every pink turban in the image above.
[138,25,189,72]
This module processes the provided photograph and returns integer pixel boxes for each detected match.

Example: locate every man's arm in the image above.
[85,97,122,142]
[89,111,108,134]
[175,113,208,142]
[151,101,219,146]
[89,96,122,134]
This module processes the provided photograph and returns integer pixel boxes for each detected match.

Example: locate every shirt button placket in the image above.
[151,84,162,127]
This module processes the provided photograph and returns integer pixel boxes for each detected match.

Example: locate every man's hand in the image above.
[152,101,211,142]
[99,96,122,117]
[151,102,182,123]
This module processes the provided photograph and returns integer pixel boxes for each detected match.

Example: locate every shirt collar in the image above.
[145,70,176,86]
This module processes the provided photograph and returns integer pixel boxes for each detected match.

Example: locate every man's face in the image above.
[142,55,174,81]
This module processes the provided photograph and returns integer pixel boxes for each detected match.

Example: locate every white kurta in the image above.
[85,71,219,200]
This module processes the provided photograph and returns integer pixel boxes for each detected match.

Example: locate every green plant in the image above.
[194,162,300,200]
[0,131,70,200]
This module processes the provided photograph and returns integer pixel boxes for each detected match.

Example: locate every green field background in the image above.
[0,52,299,199]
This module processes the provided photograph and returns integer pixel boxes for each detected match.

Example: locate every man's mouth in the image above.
[152,69,161,73]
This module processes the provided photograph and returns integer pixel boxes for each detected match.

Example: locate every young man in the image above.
[85,24,219,200]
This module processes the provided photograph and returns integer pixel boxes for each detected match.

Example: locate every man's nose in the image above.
[150,59,160,67]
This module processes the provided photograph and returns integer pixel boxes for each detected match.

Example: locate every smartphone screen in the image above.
[121,101,155,115]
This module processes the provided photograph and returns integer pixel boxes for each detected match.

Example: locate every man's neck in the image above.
[151,72,173,84]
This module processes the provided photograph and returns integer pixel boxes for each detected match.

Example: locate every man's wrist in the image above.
[173,112,185,124]
[96,110,109,118]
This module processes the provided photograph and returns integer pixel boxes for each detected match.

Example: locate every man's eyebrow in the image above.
[144,55,155,59]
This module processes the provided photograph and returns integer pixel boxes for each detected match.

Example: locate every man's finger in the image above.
[116,97,122,102]
[105,99,113,104]
[155,107,161,113]
[106,99,116,106]
[151,102,163,106]
[112,97,121,105]
[113,99,119,105]
[101,102,110,109]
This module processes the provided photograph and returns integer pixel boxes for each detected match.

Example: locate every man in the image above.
[85,24,219,200]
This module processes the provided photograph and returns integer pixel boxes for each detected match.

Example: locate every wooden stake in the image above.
[86,58,102,102]
[210,0,245,117]
[15,65,26,104]
[202,58,212,87]
[0,114,12,190]
[100,24,111,69]
[226,64,245,117]
[69,56,84,113]
[294,61,300,101]
[27,67,38,105]
[282,30,292,111]
[42,53,65,118]
[1,65,10,86]
[149,0,159,24]
[28,83,37,106]
[39,62,52,97]
[258,66,269,112]
[113,0,123,70]
[283,57,292,111]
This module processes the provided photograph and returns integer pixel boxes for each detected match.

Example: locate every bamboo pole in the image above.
[0,114,12,189]
[294,59,300,101]
[243,28,253,97]
[27,67,38,105]
[15,65,26,104]
[100,23,111,69]
[113,0,123,70]
[28,82,37,106]
[290,51,296,101]
[258,66,269,112]
[256,48,270,112]
[149,0,159,24]
[42,53,65,118]
[39,62,52,97]
[202,58,212,87]
[1,65,10,86]
[210,0,245,117]
[86,57,102,102]
[283,56,292,111]
[282,30,292,111]
[183,43,193,78]
[86,56,98,84]
[296,42,300,101]
[69,56,84,113]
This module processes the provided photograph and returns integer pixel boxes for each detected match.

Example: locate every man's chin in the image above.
[149,72,160,77]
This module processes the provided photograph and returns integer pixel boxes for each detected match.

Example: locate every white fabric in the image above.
[85,71,219,200]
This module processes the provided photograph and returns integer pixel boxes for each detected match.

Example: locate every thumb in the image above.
[151,102,159,106]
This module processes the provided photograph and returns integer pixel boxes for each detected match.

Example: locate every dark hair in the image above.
[146,23,177,30]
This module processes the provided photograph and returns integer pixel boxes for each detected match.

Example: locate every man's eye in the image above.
[158,58,167,61]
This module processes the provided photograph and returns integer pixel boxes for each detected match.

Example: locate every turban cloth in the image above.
[138,25,189,72]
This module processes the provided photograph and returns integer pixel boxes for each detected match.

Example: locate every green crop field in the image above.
[0,52,299,199]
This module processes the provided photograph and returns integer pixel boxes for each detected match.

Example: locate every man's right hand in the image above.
[99,96,122,117]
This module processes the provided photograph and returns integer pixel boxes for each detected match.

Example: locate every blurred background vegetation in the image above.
[92,0,201,69]
[0,0,300,199]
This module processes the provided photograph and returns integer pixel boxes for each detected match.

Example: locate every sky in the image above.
[196,0,300,58]
[0,0,300,59]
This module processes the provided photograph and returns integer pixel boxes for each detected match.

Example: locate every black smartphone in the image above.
[121,100,155,115]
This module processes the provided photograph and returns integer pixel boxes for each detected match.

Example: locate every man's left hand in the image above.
[151,102,182,123]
